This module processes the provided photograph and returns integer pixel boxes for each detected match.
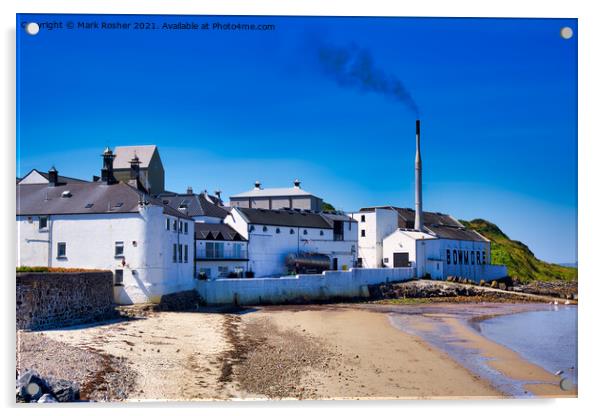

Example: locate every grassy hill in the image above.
[459,219,577,283]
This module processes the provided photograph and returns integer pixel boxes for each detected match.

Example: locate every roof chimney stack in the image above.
[129,152,141,180]
[293,179,301,188]
[48,166,58,187]
[254,180,261,189]
[186,186,193,195]
[101,147,117,185]
[414,120,423,231]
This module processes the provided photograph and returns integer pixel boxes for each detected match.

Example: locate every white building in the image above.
[16,150,195,305]
[351,206,506,280]
[194,223,249,280]
[225,207,358,277]
[230,179,324,211]
[156,189,229,224]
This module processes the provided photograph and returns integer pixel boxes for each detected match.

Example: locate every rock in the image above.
[446,276,454,282]
[48,378,80,402]
[16,370,49,401]
[479,280,486,286]
[38,394,58,403]
[499,283,507,291]
[490,281,499,289]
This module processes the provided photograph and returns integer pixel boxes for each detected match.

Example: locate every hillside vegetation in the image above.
[460,219,577,283]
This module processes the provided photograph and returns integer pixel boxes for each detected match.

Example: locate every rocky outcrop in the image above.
[16,369,80,403]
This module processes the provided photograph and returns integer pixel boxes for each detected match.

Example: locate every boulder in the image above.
[48,378,80,402]
[16,370,49,402]
[479,280,486,286]
[446,276,454,282]
[38,394,58,403]
[490,281,499,289]
[499,283,507,291]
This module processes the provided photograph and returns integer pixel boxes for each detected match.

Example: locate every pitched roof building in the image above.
[230,179,323,211]
[112,145,165,195]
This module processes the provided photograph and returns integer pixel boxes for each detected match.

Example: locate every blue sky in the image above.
[16,15,577,263]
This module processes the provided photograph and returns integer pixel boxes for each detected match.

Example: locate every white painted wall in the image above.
[197,267,414,305]
[19,170,48,184]
[17,206,195,305]
[350,209,398,268]
[225,209,357,277]
[191,215,222,224]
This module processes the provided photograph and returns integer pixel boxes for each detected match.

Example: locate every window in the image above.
[249,225,255,232]
[173,244,177,263]
[114,269,124,286]
[446,249,451,265]
[166,218,170,230]
[114,241,124,257]
[39,216,48,230]
[262,226,268,232]
[57,242,66,258]
[384,258,389,264]
[206,242,224,258]
[233,243,242,258]
[361,215,365,223]
[276,228,280,234]
[172,220,177,232]
[85,203,94,209]
[179,221,183,233]
[361,230,366,237]
[290,228,295,234]
[320,230,324,236]
[184,222,188,234]
[184,244,188,263]
[303,229,308,235]
[218,266,229,277]
[178,244,183,263]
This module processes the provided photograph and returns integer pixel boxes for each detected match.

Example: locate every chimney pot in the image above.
[255,180,261,189]
[48,166,58,187]
[293,179,301,188]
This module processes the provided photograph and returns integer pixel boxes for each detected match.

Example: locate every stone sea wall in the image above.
[16,272,115,330]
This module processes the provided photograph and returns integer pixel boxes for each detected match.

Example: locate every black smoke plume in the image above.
[318,43,419,115]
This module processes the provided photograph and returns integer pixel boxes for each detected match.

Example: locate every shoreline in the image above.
[17,301,577,401]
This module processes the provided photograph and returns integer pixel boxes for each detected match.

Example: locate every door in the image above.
[332,257,338,270]
[393,252,410,267]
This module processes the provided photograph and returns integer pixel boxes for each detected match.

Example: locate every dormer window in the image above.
[290,229,295,234]
[276,228,280,234]
[262,226,268,232]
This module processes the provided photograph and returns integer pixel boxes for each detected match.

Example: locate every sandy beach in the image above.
[17,303,576,401]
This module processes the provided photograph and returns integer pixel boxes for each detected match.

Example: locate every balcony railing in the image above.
[196,248,248,260]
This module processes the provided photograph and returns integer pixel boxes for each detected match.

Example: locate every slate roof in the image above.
[18,169,89,184]
[425,225,488,242]
[17,181,190,219]
[156,192,229,219]
[194,223,247,241]
[113,145,159,169]
[237,207,332,229]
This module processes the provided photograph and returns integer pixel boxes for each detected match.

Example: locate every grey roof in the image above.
[425,225,488,242]
[237,207,332,229]
[231,187,314,198]
[18,169,89,184]
[17,181,190,219]
[320,212,357,227]
[359,206,462,228]
[113,145,158,169]
[156,192,228,219]
[194,223,246,241]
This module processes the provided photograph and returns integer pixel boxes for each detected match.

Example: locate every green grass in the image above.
[460,218,577,283]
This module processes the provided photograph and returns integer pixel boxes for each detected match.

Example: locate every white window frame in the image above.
[56,242,66,258]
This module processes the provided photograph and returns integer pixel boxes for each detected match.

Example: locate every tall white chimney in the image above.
[415,119,423,231]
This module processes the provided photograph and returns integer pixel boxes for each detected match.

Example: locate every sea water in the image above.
[477,306,578,384]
